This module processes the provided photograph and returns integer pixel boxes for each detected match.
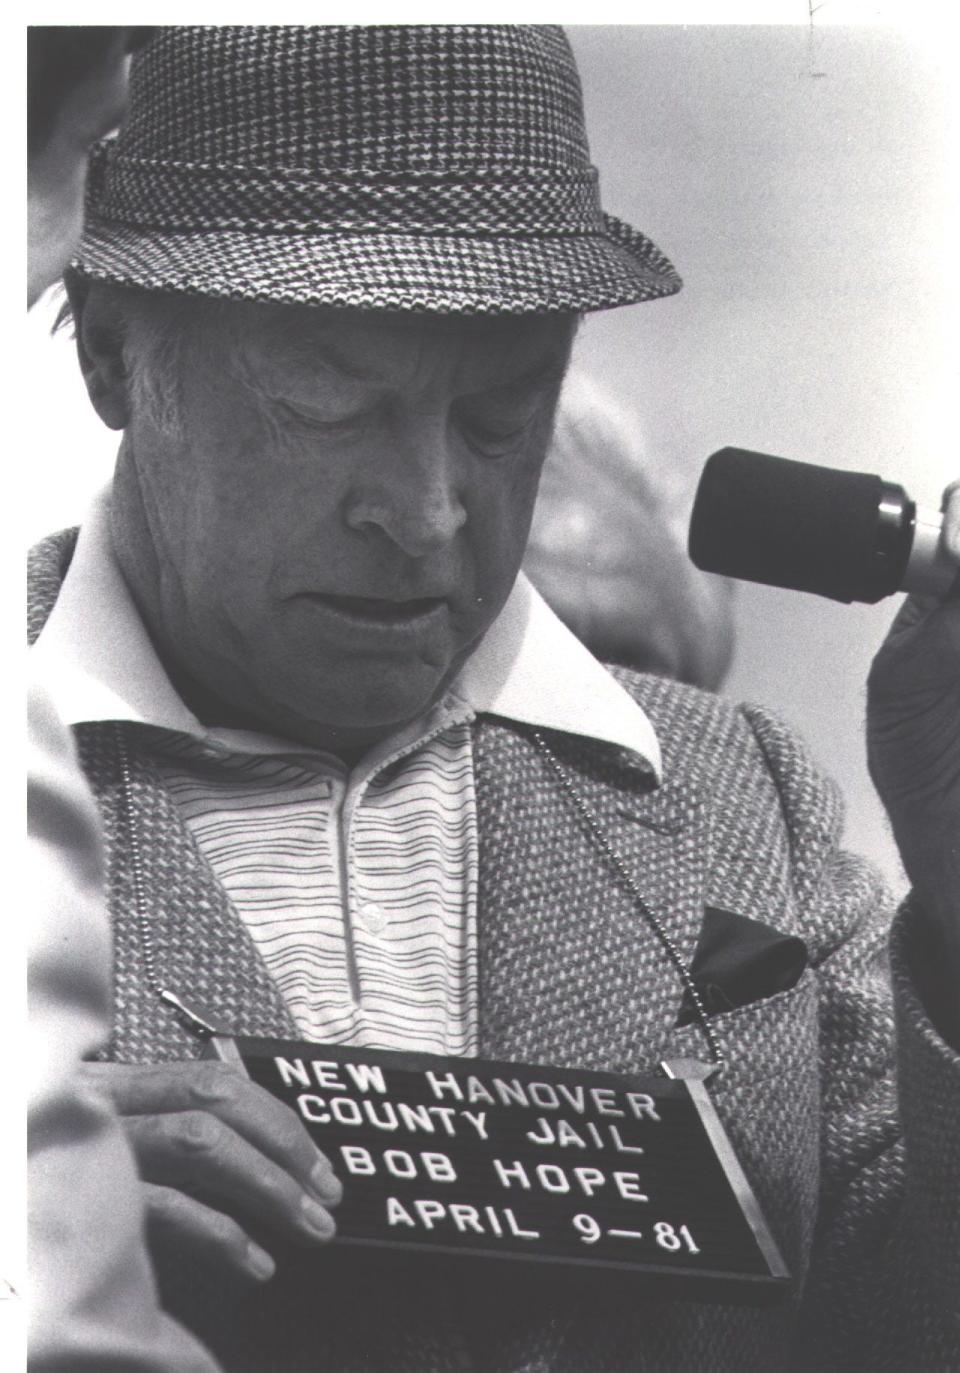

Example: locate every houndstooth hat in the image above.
[74,25,682,315]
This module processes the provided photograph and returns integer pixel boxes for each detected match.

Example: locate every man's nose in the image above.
[343,416,467,558]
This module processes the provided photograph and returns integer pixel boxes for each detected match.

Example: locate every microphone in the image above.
[688,448,955,604]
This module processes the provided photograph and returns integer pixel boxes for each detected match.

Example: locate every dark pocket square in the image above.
[675,906,809,1026]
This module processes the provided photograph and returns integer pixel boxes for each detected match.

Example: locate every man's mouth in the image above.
[291,591,448,629]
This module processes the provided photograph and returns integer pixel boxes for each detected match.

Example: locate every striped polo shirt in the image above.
[150,718,480,1053]
[32,485,661,1055]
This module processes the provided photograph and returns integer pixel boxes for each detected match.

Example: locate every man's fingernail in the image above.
[191,1069,235,1102]
[245,1242,276,1280]
[300,1195,335,1239]
[311,1160,343,1204]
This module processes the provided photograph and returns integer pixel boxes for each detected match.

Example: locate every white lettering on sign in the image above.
[613,1172,649,1202]
[493,1158,532,1190]
[557,1083,585,1112]
[425,1071,462,1101]
[525,1116,645,1154]
[312,1061,347,1091]
[331,1097,363,1126]
[296,1094,327,1123]
[385,1198,541,1240]
[465,1077,496,1105]
[386,1197,416,1228]
[526,1117,586,1148]
[275,1057,311,1089]
[363,1100,399,1131]
[384,1150,417,1179]
[492,1079,530,1108]
[344,1063,388,1094]
[505,1209,541,1240]
[627,1093,661,1122]
[609,1127,644,1155]
[295,1094,365,1126]
[338,1145,457,1183]
[413,1200,446,1229]
[460,1111,488,1140]
[428,1106,457,1136]
[396,1103,435,1133]
[557,1120,588,1147]
[341,1145,376,1176]
[590,1088,624,1117]
[528,1082,560,1109]
[294,1090,495,1142]
[419,1071,665,1121]
[449,1203,485,1234]
[275,1057,389,1095]
[493,1159,651,1201]
[483,1206,503,1236]
[654,1222,700,1254]
[424,1073,536,1109]
[537,1164,570,1194]
[573,1213,602,1244]
[422,1152,457,1182]
[574,1167,606,1198]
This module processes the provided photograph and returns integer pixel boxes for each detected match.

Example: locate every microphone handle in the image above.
[905,506,957,597]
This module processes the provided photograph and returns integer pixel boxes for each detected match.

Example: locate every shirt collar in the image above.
[31,483,661,778]
[453,574,660,777]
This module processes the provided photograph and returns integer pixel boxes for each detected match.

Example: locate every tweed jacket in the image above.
[29,529,960,1373]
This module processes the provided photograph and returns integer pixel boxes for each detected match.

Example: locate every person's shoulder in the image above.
[607,664,763,772]
[609,663,740,734]
[28,526,79,646]
[609,664,844,854]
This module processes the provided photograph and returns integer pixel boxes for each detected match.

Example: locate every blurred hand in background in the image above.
[525,372,736,690]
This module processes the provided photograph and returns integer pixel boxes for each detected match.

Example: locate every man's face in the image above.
[115,302,575,748]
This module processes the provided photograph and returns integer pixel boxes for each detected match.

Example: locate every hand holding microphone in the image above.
[866,478,960,1043]
[689,448,960,1042]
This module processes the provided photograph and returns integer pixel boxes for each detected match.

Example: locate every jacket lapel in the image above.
[474,716,710,1074]
[77,721,298,1062]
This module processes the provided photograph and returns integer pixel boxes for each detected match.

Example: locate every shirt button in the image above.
[358,902,389,935]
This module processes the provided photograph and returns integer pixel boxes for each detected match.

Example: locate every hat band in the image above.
[86,144,607,238]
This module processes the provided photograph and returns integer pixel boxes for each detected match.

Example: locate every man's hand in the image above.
[82,1059,343,1283]
[867,480,960,1032]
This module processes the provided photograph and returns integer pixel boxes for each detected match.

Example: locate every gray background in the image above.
[24,24,954,891]
[568,24,953,891]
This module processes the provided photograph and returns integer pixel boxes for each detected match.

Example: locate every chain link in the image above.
[116,724,223,1038]
[528,729,724,1072]
[115,723,162,998]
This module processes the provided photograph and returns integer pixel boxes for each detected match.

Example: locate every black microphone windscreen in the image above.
[688,449,902,603]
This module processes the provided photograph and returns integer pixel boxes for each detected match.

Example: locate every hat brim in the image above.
[72,213,681,315]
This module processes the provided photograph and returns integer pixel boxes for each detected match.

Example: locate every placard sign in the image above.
[206,1036,789,1305]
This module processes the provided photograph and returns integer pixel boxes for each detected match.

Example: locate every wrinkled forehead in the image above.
[196,299,579,396]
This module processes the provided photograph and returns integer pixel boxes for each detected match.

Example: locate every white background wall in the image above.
[570,23,956,891]
[23,21,957,892]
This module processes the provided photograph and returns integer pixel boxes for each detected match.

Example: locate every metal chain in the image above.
[115,723,162,997]
[115,723,221,1039]
[528,729,725,1072]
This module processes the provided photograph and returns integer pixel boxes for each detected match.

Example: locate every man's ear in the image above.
[64,271,132,430]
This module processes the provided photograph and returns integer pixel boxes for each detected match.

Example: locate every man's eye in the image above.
[277,400,370,433]
[460,412,538,458]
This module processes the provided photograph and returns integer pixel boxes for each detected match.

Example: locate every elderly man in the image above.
[29,25,959,1373]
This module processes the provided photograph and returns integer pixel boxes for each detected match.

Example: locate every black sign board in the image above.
[205,1036,789,1305]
